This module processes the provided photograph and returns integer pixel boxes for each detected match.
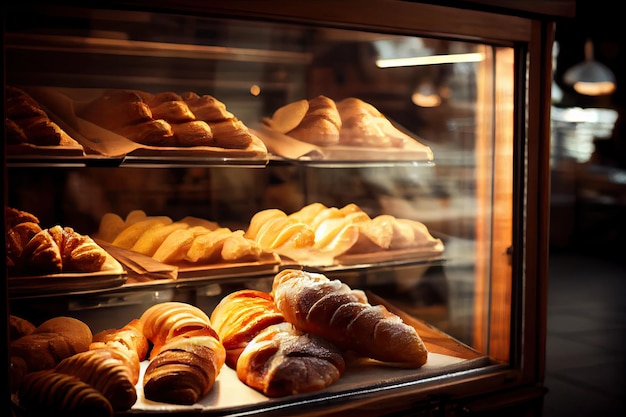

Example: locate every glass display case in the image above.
[3,1,571,416]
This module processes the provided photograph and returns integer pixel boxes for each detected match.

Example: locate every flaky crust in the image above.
[210,289,285,368]
[139,302,225,405]
[237,322,345,397]
[17,370,114,417]
[287,95,342,146]
[272,269,428,367]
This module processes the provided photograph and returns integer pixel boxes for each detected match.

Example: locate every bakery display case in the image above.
[3,1,570,416]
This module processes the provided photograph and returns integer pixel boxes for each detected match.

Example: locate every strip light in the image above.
[376,52,483,68]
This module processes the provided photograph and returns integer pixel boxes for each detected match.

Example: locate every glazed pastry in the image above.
[181,92,234,121]
[114,119,174,146]
[210,289,286,368]
[150,100,195,123]
[236,322,345,397]
[211,289,345,396]
[272,269,428,367]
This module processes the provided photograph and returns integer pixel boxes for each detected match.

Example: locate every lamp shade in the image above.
[563,39,616,96]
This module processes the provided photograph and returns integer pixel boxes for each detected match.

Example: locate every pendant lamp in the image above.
[563,39,616,96]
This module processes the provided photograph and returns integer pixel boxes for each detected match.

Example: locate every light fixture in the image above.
[376,52,483,68]
[563,39,616,96]
[411,81,441,107]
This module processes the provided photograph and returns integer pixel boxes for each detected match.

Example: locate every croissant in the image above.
[271,269,428,367]
[336,97,393,147]
[237,322,345,397]
[210,289,285,368]
[90,319,149,384]
[78,89,153,131]
[6,87,81,147]
[17,370,114,417]
[54,349,137,411]
[139,302,225,404]
[143,327,225,404]
[49,225,107,273]
[287,95,342,146]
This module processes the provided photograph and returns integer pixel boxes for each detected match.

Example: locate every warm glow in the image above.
[250,84,261,96]
[573,81,616,96]
[376,52,483,68]
[411,91,441,107]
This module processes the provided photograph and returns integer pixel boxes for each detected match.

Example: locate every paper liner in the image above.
[7,252,126,295]
[23,86,269,159]
[126,306,484,412]
[96,239,281,284]
[258,121,434,162]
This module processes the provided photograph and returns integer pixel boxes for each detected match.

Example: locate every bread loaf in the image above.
[272,269,428,367]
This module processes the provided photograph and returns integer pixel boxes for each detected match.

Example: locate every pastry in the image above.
[10,316,93,389]
[210,289,285,368]
[237,322,345,397]
[139,302,225,404]
[211,289,345,396]
[272,269,428,367]
[286,95,342,146]
[17,370,114,417]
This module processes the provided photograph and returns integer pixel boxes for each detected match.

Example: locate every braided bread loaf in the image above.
[272,269,428,367]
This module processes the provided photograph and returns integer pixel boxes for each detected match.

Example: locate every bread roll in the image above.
[9,315,36,341]
[10,316,93,389]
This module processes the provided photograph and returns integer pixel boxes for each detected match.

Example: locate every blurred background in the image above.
[549,0,625,262]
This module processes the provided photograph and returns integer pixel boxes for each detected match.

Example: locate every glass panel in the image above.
[5,6,517,404]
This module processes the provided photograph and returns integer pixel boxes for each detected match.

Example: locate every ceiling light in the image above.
[376,52,483,68]
[563,39,616,96]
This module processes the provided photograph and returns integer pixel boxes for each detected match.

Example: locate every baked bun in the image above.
[9,315,36,341]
